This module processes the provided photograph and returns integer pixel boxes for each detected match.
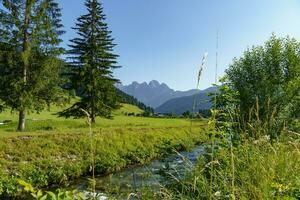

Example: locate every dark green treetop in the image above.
[59,0,120,123]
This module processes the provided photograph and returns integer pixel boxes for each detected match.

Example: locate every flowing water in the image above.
[66,145,205,199]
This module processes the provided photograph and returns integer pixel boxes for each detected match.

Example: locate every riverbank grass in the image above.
[0,104,209,198]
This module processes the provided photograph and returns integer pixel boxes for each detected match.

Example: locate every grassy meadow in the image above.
[0,104,209,198]
[0,103,194,136]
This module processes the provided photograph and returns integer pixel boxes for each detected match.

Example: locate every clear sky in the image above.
[58,0,300,90]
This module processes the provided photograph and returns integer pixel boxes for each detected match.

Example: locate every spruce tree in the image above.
[59,0,120,123]
[0,0,65,131]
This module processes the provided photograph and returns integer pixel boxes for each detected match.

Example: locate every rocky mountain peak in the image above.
[116,80,201,108]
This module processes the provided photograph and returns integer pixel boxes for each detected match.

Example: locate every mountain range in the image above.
[155,87,214,115]
[116,80,199,108]
[117,80,216,115]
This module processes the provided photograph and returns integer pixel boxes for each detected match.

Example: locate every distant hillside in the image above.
[155,87,216,115]
[116,80,200,108]
[116,89,154,113]
[114,103,144,116]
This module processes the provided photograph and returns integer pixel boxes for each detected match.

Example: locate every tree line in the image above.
[116,89,154,114]
[0,0,120,131]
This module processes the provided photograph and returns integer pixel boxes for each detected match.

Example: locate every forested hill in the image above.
[116,89,154,113]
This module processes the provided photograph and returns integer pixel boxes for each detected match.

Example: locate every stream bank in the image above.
[64,145,206,199]
[0,124,209,199]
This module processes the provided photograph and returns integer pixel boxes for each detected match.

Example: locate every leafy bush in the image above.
[217,35,300,139]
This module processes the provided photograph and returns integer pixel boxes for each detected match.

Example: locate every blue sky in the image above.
[59,0,300,90]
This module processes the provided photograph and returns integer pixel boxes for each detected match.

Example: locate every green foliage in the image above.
[168,34,300,200]
[0,0,66,130]
[59,0,120,122]
[198,109,212,118]
[18,180,86,200]
[217,35,300,139]
[161,134,300,200]
[182,110,192,118]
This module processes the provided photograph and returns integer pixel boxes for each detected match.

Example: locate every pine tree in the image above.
[0,0,65,131]
[59,0,120,123]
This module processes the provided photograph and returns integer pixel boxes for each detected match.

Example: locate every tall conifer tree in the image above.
[59,0,120,123]
[0,0,65,131]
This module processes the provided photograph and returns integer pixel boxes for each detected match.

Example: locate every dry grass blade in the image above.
[197,52,208,89]
[190,52,208,131]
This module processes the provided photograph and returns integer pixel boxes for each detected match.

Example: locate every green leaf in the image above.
[17,179,35,193]
[46,191,57,200]
[40,194,48,200]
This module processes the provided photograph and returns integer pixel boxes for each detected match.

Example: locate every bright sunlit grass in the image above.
[0,103,202,137]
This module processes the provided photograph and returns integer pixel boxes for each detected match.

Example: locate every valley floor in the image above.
[0,105,209,198]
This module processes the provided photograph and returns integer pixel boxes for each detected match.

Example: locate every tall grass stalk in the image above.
[80,108,96,200]
[209,30,219,200]
[230,134,235,198]
[192,52,208,112]
[190,52,208,132]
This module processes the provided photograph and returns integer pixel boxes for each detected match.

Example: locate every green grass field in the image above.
[0,104,209,198]
[0,104,195,137]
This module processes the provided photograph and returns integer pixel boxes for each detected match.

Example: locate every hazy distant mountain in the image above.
[155,87,217,115]
[116,80,200,108]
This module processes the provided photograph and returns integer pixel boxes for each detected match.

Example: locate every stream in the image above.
[66,145,205,199]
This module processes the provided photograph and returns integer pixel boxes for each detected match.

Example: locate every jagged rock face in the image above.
[116,80,203,108]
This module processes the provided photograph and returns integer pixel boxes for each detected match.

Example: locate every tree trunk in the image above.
[91,96,96,123]
[91,115,96,124]
[18,0,31,131]
[91,106,96,124]
[18,110,26,131]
